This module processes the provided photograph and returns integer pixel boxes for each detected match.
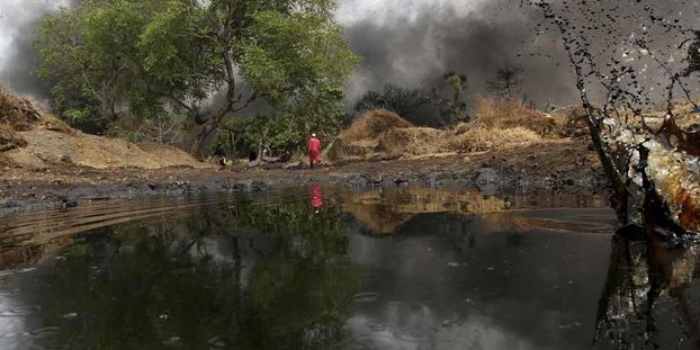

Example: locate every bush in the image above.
[354,85,431,123]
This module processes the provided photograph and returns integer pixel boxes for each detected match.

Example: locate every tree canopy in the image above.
[36,0,359,154]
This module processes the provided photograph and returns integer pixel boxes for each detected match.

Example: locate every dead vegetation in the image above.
[326,98,571,163]
[0,86,41,131]
[446,126,541,153]
[325,109,418,162]
[0,86,209,170]
[0,87,37,153]
[0,124,27,152]
[471,96,561,136]
[339,109,413,141]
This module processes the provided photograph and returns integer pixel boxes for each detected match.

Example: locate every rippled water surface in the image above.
[0,187,697,350]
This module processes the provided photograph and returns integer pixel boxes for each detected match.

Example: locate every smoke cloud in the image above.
[0,0,73,98]
[337,0,577,107]
[338,0,700,108]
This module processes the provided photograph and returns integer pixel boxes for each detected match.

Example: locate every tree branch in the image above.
[232,92,257,113]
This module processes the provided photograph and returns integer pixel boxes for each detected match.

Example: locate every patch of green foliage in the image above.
[354,84,432,121]
[36,0,359,155]
[353,72,469,127]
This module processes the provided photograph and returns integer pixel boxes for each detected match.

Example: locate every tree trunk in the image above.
[192,118,220,158]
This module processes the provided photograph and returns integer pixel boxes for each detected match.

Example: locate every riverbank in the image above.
[0,136,607,216]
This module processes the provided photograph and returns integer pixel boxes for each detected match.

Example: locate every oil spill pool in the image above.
[0,187,697,350]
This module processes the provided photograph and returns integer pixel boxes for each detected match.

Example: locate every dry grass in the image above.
[327,110,443,161]
[377,127,446,158]
[327,110,415,162]
[0,85,34,154]
[0,124,26,152]
[38,114,74,135]
[473,96,561,136]
[447,126,542,153]
[0,86,209,170]
[340,109,413,142]
[0,85,41,131]
[327,104,549,163]
[7,128,210,170]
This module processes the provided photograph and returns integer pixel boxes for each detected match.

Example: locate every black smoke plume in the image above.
[342,0,576,107]
[342,0,700,108]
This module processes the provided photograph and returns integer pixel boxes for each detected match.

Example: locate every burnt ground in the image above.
[0,138,609,216]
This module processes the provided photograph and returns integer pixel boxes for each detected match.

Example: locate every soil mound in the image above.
[0,87,209,170]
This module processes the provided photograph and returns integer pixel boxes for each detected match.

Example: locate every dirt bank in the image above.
[0,86,208,171]
[0,136,607,216]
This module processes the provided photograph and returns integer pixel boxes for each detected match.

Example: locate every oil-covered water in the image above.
[0,187,696,350]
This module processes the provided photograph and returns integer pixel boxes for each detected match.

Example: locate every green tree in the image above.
[354,84,432,120]
[354,74,469,127]
[36,0,358,154]
[29,195,360,349]
[430,72,469,124]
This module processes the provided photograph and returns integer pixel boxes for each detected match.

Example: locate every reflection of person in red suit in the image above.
[309,184,324,213]
[307,133,321,169]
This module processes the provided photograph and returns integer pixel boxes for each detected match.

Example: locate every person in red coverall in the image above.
[307,133,321,169]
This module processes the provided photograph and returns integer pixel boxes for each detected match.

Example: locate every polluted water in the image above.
[0,186,696,350]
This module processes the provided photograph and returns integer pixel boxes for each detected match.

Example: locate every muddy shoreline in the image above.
[0,141,609,216]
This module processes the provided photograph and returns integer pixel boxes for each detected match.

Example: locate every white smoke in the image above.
[0,0,71,93]
[336,0,485,25]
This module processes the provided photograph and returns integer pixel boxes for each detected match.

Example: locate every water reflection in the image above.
[595,235,700,349]
[310,184,324,211]
[0,188,696,349]
[345,208,615,350]
[0,196,360,349]
[343,188,613,235]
